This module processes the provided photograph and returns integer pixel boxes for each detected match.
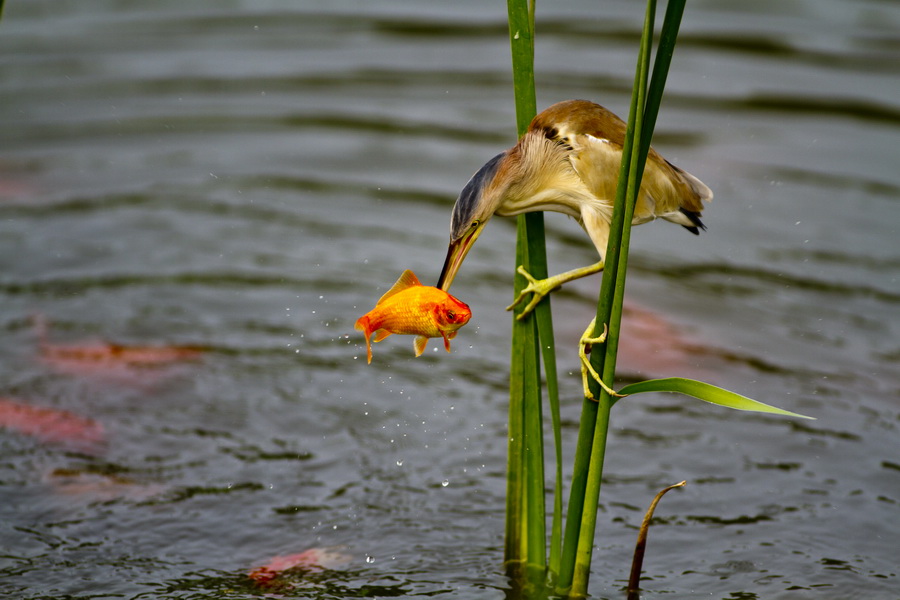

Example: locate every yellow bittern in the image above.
[437,99,711,307]
[435,99,712,397]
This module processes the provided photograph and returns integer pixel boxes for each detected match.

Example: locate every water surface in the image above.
[1,1,898,598]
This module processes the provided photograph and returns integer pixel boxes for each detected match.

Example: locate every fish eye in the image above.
[447,311,456,320]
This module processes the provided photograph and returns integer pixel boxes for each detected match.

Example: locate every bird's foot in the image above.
[505,266,563,320]
[579,318,621,401]
[505,261,605,321]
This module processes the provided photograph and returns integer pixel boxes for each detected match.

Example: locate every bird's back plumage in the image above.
[521,100,712,255]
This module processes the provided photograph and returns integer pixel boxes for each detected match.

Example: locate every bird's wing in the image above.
[566,132,626,206]
[559,115,709,226]
[528,99,711,230]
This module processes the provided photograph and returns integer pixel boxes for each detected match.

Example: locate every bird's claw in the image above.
[579,318,621,401]
[506,266,561,320]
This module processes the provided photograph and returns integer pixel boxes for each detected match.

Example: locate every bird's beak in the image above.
[437,222,486,291]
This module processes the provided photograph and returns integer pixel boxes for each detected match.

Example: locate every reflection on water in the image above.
[1,0,898,598]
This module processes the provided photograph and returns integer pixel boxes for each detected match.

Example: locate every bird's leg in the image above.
[579,318,621,401]
[506,260,605,320]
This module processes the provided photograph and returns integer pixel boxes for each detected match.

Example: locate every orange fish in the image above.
[355,269,471,363]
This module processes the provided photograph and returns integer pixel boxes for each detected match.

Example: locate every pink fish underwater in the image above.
[0,397,105,453]
[248,548,351,585]
[33,315,202,380]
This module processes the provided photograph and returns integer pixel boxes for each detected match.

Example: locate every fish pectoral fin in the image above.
[376,269,422,305]
[441,333,452,353]
[414,335,429,357]
[373,329,393,343]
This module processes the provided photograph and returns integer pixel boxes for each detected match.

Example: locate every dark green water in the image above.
[1,1,897,598]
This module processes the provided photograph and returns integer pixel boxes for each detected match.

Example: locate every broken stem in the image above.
[627,480,687,597]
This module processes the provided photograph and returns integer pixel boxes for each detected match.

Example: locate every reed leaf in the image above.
[615,378,815,419]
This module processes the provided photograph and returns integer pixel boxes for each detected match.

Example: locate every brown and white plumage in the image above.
[437,99,712,307]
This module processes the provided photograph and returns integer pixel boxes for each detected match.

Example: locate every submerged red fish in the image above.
[32,315,202,381]
[355,269,472,363]
[248,548,351,585]
[0,397,106,453]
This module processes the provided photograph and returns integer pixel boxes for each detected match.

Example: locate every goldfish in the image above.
[355,269,471,363]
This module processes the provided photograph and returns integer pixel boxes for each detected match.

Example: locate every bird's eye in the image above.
[471,220,480,229]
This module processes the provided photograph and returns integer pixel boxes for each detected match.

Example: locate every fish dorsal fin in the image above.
[377,269,422,305]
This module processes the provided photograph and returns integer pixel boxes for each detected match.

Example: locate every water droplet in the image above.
[396,459,404,466]
[366,555,375,563]
[441,479,449,487]
[514,31,520,39]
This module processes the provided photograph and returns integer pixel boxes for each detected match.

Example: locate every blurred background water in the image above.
[0,1,898,598]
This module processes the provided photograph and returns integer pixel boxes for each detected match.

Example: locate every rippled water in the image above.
[1,1,898,598]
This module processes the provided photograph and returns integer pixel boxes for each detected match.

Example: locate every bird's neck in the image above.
[494,131,592,219]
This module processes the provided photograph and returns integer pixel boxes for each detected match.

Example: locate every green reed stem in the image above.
[563,3,654,590]
[506,0,559,578]
[557,0,687,595]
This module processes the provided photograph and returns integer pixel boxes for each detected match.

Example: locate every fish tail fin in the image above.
[354,316,374,364]
[414,335,428,357]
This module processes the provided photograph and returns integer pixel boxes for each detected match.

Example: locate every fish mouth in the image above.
[437,222,486,291]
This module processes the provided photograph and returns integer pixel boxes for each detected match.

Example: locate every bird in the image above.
[437,99,711,311]
[435,99,712,397]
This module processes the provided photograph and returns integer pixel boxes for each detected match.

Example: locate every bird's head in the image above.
[437,152,507,291]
